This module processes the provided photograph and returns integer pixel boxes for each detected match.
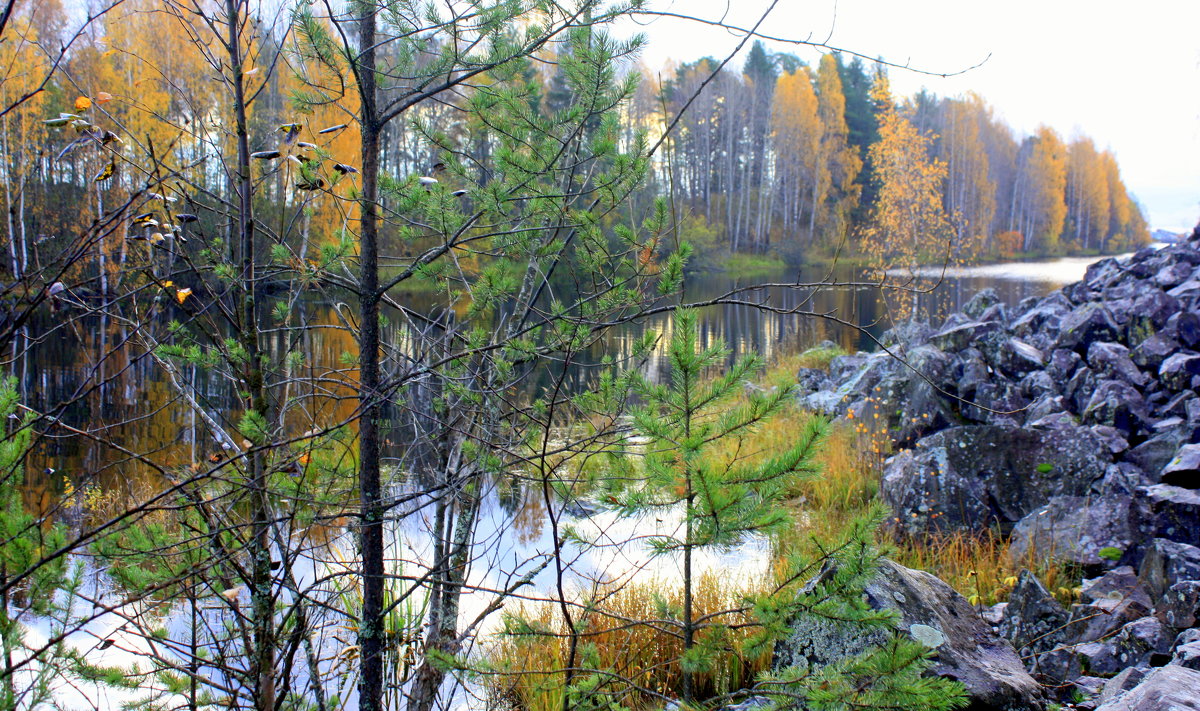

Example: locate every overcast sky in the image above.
[617,0,1200,231]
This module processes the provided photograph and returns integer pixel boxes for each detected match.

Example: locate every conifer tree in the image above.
[617,308,827,703]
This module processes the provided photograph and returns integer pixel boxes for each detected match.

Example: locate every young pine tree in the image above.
[614,311,966,711]
[619,308,827,704]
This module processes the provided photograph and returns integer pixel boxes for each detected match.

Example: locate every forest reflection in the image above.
[16,260,1067,513]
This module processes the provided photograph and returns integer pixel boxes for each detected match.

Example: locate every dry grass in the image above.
[705,347,1076,608]
[488,345,1077,710]
[488,571,772,711]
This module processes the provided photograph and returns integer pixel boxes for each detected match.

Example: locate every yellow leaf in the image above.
[93,161,115,183]
[162,280,174,288]
[175,287,192,304]
[74,96,92,112]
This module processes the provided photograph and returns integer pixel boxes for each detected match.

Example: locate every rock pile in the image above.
[792,225,1200,708]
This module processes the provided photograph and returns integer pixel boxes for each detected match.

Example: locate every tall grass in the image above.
[488,344,1075,710]
[488,570,772,711]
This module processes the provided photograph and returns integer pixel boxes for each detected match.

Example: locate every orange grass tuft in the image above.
[487,571,772,711]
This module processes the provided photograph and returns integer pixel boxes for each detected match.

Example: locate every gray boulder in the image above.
[1168,310,1200,349]
[1065,597,1152,648]
[1169,629,1200,670]
[1057,303,1121,353]
[1155,581,1200,631]
[1125,291,1181,346]
[882,424,1111,535]
[1073,617,1172,677]
[1080,566,1153,609]
[1159,352,1200,392]
[1095,665,1200,710]
[1081,380,1150,435]
[1131,333,1180,372]
[999,570,1070,657]
[997,338,1046,378]
[963,288,1001,319]
[1126,428,1192,482]
[1009,494,1148,569]
[1138,539,1200,601]
[1161,444,1200,489]
[1012,301,1070,343]
[931,320,1000,353]
[777,558,1042,711]
[1139,484,1200,546]
[1088,341,1149,387]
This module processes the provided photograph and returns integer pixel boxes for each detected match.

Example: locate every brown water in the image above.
[11,256,1100,511]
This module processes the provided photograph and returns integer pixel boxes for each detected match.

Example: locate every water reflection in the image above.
[5,252,1118,709]
[14,256,1098,502]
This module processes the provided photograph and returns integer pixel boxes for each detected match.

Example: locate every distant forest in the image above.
[2,5,1147,286]
[651,42,1149,266]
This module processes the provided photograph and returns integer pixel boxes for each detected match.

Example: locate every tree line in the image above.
[2,6,1149,292]
[656,42,1149,265]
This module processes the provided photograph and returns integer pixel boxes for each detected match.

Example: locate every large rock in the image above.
[1160,352,1200,391]
[1156,581,1200,631]
[1125,291,1181,346]
[1131,333,1181,372]
[963,288,1001,319]
[931,320,1001,353]
[1008,494,1148,569]
[1161,444,1200,489]
[1094,665,1200,710]
[1065,597,1152,648]
[1081,566,1154,608]
[1067,618,1170,678]
[777,558,1043,711]
[1169,629,1200,670]
[1168,310,1200,349]
[1057,303,1121,353]
[999,570,1069,657]
[1081,380,1150,435]
[881,424,1111,535]
[1088,341,1149,387]
[1138,539,1200,601]
[996,338,1045,378]
[1126,428,1192,482]
[1139,484,1200,546]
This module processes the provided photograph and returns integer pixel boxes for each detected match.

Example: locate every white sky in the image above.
[619,0,1200,231]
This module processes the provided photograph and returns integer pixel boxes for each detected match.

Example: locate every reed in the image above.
[488,570,772,711]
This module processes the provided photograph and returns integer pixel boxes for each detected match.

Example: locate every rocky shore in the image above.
[785,226,1200,709]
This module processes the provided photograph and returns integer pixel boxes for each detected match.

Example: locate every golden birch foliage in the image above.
[860,75,953,278]
[771,68,822,245]
[814,53,860,241]
[1102,150,1150,250]
[1066,136,1110,250]
[939,95,995,256]
[0,9,49,192]
[1021,125,1068,252]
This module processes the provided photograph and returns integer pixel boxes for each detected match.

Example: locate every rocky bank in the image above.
[785,226,1200,709]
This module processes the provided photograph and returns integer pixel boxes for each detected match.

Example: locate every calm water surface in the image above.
[8,250,1134,708]
[13,253,1126,506]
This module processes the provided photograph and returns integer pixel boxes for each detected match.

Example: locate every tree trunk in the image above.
[356,5,385,711]
[225,1,274,708]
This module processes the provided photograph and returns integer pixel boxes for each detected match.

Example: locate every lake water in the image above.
[14,252,1117,500]
[5,249,1134,708]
